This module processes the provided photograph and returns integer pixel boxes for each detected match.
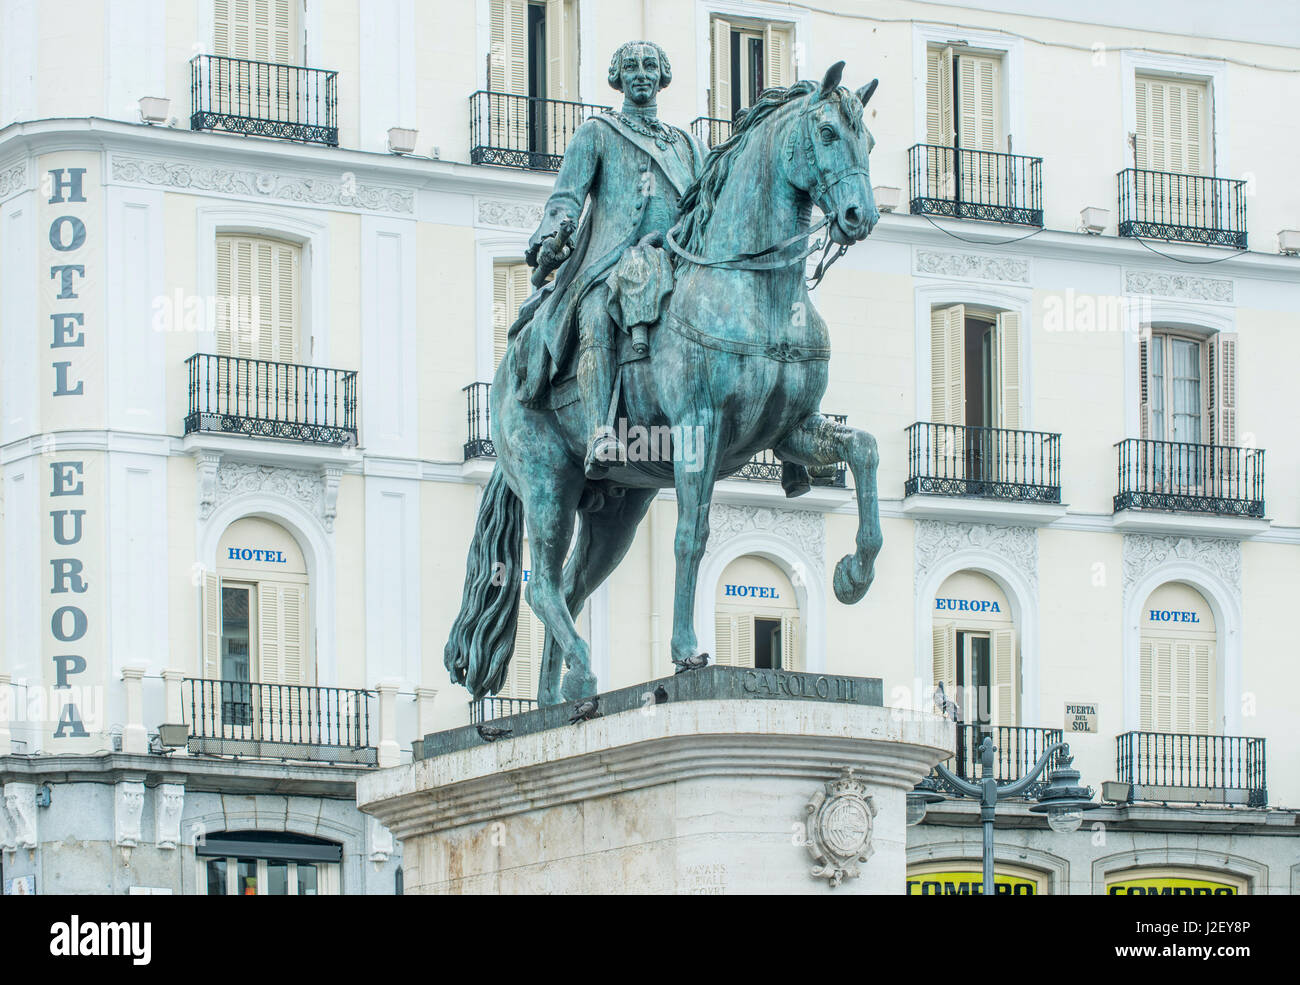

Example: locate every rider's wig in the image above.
[607,40,672,91]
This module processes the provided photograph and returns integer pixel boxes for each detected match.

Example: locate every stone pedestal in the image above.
[358,669,952,894]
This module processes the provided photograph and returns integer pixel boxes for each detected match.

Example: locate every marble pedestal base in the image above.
[358,695,952,894]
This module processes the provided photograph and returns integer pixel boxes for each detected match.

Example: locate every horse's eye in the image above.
[819,125,838,142]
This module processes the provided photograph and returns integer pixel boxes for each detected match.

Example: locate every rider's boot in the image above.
[578,343,625,480]
[781,462,812,498]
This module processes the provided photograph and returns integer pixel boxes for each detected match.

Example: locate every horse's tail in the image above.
[443,466,525,700]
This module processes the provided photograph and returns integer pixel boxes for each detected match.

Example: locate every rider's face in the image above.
[619,46,661,106]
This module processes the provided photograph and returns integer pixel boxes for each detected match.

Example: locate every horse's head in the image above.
[789,62,880,246]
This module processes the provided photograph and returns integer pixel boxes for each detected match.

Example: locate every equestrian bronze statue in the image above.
[446,42,883,706]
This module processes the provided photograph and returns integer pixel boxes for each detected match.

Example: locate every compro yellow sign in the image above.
[1107,871,1241,895]
[907,866,1044,895]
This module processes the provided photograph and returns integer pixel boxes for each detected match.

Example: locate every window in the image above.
[930,304,1022,478]
[1139,583,1215,735]
[1140,329,1236,447]
[922,45,1007,204]
[709,15,794,122]
[488,0,579,156]
[932,571,1016,726]
[714,556,801,670]
[1134,75,1209,176]
[492,260,532,369]
[214,0,299,63]
[216,235,301,363]
[198,832,341,895]
[204,518,310,694]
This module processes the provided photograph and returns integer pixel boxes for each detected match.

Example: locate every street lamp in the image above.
[909,736,1097,895]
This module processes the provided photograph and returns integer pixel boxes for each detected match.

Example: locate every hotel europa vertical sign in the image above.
[41,155,105,745]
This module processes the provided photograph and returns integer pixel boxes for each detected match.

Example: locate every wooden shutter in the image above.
[1192,640,1213,733]
[925,47,956,199]
[763,23,793,89]
[1135,75,1208,176]
[501,596,542,700]
[780,613,799,671]
[995,310,1022,430]
[203,573,222,678]
[214,0,297,62]
[957,53,1001,152]
[1207,332,1237,447]
[930,305,965,425]
[490,0,528,96]
[545,0,574,101]
[714,614,734,666]
[991,628,1016,726]
[932,623,956,693]
[1138,336,1151,439]
[1142,634,1214,734]
[710,18,732,122]
[217,236,300,363]
[493,262,531,369]
[736,614,754,669]
[256,581,305,686]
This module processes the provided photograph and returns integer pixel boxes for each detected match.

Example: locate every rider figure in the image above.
[518,41,704,479]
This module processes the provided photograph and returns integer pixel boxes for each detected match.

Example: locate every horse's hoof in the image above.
[833,554,875,604]
[561,668,598,702]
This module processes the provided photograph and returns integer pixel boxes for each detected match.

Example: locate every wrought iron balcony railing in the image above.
[906,422,1061,503]
[183,678,376,765]
[469,91,610,172]
[1117,168,1247,248]
[464,381,845,485]
[191,54,338,145]
[1114,438,1264,517]
[690,116,733,149]
[930,725,1063,800]
[186,353,358,446]
[470,696,539,724]
[908,144,1044,226]
[1116,731,1266,807]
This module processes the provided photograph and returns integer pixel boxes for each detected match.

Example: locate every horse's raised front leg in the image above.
[775,414,883,603]
[669,414,723,665]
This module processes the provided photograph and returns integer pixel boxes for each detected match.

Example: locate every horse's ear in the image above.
[856,78,879,107]
[820,61,846,95]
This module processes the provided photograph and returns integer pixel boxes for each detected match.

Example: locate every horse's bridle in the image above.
[665,94,867,288]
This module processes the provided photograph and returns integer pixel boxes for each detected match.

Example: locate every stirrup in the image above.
[584,430,625,479]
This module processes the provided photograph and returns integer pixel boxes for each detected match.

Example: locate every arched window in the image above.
[931,571,1016,726]
[204,517,311,687]
[714,556,801,671]
[1139,583,1216,734]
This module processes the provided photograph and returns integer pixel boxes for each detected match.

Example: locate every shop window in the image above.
[714,556,801,670]
[709,15,794,122]
[1105,867,1241,895]
[907,861,1045,895]
[931,571,1016,725]
[198,831,341,895]
[1139,583,1216,734]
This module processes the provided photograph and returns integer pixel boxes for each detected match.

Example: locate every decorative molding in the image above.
[154,783,185,851]
[705,504,825,574]
[195,451,222,519]
[2,782,36,851]
[915,249,1030,284]
[114,780,145,848]
[369,816,395,863]
[0,158,27,198]
[1122,534,1241,597]
[111,155,415,214]
[204,460,335,529]
[476,197,543,229]
[914,520,1038,594]
[1124,269,1233,304]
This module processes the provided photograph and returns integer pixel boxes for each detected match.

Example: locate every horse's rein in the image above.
[664,99,863,288]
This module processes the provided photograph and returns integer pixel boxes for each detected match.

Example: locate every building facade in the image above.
[1,0,1298,894]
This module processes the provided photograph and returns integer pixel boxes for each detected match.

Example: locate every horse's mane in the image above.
[676,80,861,256]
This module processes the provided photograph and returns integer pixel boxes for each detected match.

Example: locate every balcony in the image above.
[463,382,846,487]
[1114,438,1264,518]
[470,696,539,724]
[183,678,376,765]
[186,353,358,447]
[908,144,1043,226]
[1116,731,1266,807]
[190,54,338,146]
[690,116,733,149]
[1118,169,1247,249]
[931,724,1063,799]
[469,91,609,172]
[907,422,1061,502]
